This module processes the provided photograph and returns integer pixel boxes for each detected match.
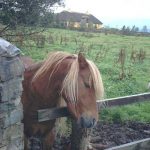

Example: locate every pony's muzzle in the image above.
[79,115,97,128]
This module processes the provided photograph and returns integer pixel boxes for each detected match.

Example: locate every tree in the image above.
[126,26,130,35]
[0,0,64,27]
[134,27,139,33]
[121,25,131,35]
[131,25,137,34]
[142,25,148,33]
[121,25,126,35]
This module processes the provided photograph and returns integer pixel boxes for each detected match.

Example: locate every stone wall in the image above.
[0,38,24,150]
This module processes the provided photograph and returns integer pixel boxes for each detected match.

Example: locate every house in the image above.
[55,11,103,29]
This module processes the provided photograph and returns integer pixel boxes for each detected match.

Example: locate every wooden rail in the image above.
[97,92,150,109]
[105,138,150,150]
[38,92,150,122]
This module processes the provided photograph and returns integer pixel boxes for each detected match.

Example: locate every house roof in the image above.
[56,11,102,24]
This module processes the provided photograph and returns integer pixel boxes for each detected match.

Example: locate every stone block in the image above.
[0,99,21,114]
[0,124,24,150]
[0,78,23,102]
[0,38,20,57]
[0,106,23,128]
[0,57,24,82]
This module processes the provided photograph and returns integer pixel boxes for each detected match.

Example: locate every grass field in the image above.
[13,28,150,123]
[100,101,150,123]
[19,28,150,99]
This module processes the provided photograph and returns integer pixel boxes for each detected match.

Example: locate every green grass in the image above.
[17,28,150,99]
[100,101,150,123]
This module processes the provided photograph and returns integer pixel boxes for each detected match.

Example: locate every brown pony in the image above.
[21,51,104,149]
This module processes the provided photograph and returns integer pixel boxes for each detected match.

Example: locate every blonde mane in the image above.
[32,51,104,103]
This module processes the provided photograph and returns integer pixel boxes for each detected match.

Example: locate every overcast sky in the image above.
[56,0,150,28]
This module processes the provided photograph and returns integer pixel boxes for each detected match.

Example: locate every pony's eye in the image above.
[84,82,90,88]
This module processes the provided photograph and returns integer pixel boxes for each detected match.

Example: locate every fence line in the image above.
[97,92,150,109]
[38,92,150,122]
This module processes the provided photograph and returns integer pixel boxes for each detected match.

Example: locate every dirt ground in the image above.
[52,121,150,150]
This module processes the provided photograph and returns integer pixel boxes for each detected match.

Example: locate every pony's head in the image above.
[32,51,104,128]
[61,53,104,128]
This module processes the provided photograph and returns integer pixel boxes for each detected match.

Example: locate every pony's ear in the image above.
[78,53,88,69]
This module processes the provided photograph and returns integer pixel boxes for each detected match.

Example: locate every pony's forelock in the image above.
[87,60,104,99]
[61,55,104,103]
[61,58,79,103]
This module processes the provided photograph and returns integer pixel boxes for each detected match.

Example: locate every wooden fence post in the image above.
[71,120,91,150]
[0,38,24,150]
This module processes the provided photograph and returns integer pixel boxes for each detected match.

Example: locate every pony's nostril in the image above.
[80,116,84,127]
[92,118,96,126]
[79,115,97,128]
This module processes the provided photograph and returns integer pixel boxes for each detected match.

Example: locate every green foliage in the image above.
[0,0,64,27]
[120,25,134,35]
